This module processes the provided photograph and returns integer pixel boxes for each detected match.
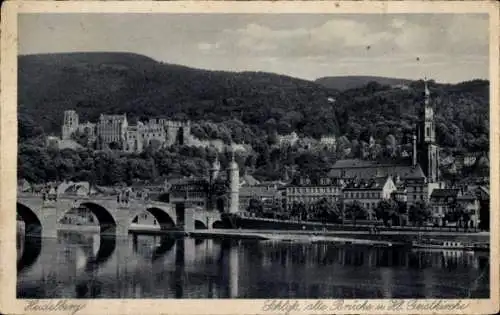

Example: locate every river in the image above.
[17,231,489,299]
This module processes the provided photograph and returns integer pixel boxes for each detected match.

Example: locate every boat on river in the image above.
[411,238,489,252]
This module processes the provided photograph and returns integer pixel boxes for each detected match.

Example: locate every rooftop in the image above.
[328,160,425,180]
[343,176,390,190]
[431,189,460,199]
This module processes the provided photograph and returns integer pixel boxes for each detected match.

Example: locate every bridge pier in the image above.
[39,205,58,239]
[184,208,195,232]
[113,208,133,237]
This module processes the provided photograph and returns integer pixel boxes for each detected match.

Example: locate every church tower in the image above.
[417,79,439,183]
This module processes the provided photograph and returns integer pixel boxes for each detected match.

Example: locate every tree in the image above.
[314,198,341,224]
[409,201,432,226]
[290,201,306,221]
[247,198,263,216]
[108,141,122,150]
[395,201,408,226]
[344,201,368,226]
[454,203,471,230]
[374,199,398,226]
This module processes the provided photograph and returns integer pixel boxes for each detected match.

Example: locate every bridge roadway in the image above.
[17,193,223,238]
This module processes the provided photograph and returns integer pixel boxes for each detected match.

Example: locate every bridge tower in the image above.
[228,151,239,214]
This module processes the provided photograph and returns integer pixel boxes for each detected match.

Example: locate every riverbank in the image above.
[56,224,490,245]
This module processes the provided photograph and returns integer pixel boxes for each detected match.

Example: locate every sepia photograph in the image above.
[1,1,499,314]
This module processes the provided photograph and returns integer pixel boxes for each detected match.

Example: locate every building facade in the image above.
[342,176,397,219]
[96,114,128,149]
[284,176,343,211]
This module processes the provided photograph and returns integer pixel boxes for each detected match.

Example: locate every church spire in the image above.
[417,76,439,183]
[424,77,430,106]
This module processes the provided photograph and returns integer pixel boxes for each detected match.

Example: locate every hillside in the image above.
[331,79,489,154]
[315,76,413,91]
[19,52,340,138]
[17,52,489,185]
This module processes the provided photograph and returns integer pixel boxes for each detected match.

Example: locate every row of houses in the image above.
[233,159,488,228]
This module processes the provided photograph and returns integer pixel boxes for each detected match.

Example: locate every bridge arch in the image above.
[212,220,225,229]
[131,207,176,230]
[17,202,43,237]
[195,220,208,229]
[71,202,117,235]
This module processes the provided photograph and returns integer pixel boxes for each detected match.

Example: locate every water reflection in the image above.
[17,233,42,273]
[17,233,490,299]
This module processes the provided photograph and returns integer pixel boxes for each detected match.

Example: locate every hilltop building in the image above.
[60,110,191,152]
[62,110,79,140]
[278,132,299,147]
[96,114,128,149]
[320,135,336,147]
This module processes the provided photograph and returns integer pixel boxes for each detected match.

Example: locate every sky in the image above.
[19,13,489,83]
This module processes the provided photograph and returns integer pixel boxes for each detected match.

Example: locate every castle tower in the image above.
[417,78,439,183]
[228,149,239,214]
[62,110,79,140]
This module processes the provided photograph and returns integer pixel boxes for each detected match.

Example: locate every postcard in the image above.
[1,1,498,314]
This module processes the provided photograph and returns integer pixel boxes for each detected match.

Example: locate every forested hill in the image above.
[315,76,413,91]
[17,52,489,184]
[19,52,489,154]
[18,52,340,138]
[332,79,489,154]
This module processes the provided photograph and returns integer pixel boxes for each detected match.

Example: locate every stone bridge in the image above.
[17,193,223,238]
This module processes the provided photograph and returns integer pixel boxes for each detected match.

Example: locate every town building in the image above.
[167,151,240,214]
[342,176,397,219]
[278,132,299,147]
[457,192,481,228]
[328,160,430,204]
[284,176,344,211]
[240,185,281,211]
[391,181,408,203]
[429,188,460,226]
[429,188,481,228]
[455,152,484,170]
